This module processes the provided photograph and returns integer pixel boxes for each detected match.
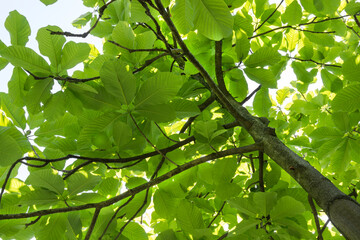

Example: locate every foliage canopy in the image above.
[0,0,360,239]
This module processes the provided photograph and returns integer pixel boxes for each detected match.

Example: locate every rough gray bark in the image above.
[154,1,360,238]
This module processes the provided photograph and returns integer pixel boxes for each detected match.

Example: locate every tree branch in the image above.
[84,207,101,240]
[99,195,135,239]
[154,0,253,129]
[0,144,260,220]
[25,70,100,83]
[107,40,167,53]
[290,57,341,68]
[254,0,284,32]
[215,41,228,96]
[259,151,265,192]
[207,201,226,228]
[49,0,116,38]
[0,136,196,203]
[129,113,179,166]
[180,95,216,133]
[308,195,323,240]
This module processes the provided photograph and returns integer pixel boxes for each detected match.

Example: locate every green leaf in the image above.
[121,222,148,240]
[77,112,122,149]
[194,120,217,140]
[36,26,65,70]
[35,214,67,240]
[304,32,334,47]
[0,57,8,71]
[235,30,250,61]
[171,0,195,34]
[215,182,241,200]
[228,197,257,217]
[97,177,121,196]
[43,91,67,120]
[25,79,54,114]
[332,112,351,132]
[21,188,60,206]
[60,41,90,71]
[345,0,360,15]
[136,104,176,122]
[100,59,136,105]
[253,88,272,117]
[171,99,200,118]
[154,189,180,219]
[0,127,30,166]
[244,68,277,88]
[270,196,305,220]
[135,31,157,63]
[176,199,204,232]
[253,192,277,216]
[72,12,92,29]
[282,0,302,25]
[192,0,234,40]
[276,87,292,105]
[321,68,342,92]
[156,230,177,240]
[5,10,31,46]
[113,120,132,147]
[227,68,248,100]
[40,0,57,6]
[234,12,253,36]
[245,47,281,68]
[254,0,267,18]
[342,56,360,82]
[0,46,51,74]
[291,61,314,83]
[67,172,101,196]
[26,169,64,195]
[332,84,360,112]
[134,72,184,108]
[233,219,261,235]
[112,21,135,49]
[0,93,26,129]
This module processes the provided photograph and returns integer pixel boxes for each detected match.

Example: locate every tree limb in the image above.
[0,144,260,220]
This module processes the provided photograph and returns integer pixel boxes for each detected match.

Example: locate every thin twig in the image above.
[25,70,100,83]
[107,40,167,53]
[133,52,169,74]
[129,113,179,166]
[208,201,226,228]
[115,157,165,238]
[240,85,262,105]
[25,216,41,228]
[254,0,284,32]
[250,26,335,39]
[154,122,179,143]
[290,57,341,68]
[99,195,135,240]
[84,207,101,240]
[49,0,117,38]
[308,195,323,240]
[180,95,216,133]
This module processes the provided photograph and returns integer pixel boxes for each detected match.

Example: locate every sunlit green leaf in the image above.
[100,59,136,105]
[5,10,31,46]
[171,0,194,34]
[60,41,90,71]
[192,0,234,40]
[282,0,302,25]
[0,46,51,74]
[332,84,360,112]
[36,26,65,70]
